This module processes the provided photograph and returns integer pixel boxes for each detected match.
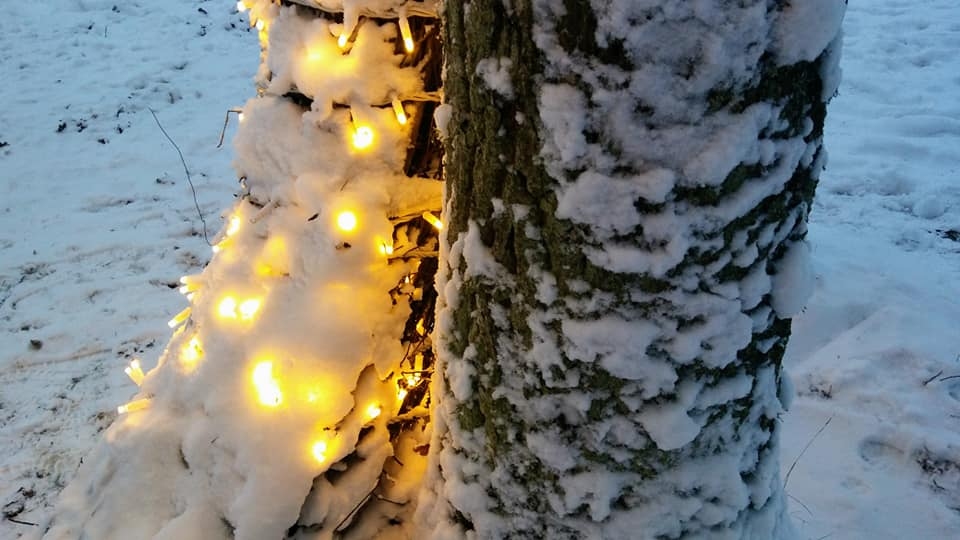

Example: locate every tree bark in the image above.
[421,1,843,538]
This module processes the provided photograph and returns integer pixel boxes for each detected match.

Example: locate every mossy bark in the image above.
[427,1,837,538]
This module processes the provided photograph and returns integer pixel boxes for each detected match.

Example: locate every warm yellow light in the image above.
[179,282,199,295]
[218,296,238,319]
[182,336,203,368]
[366,403,382,420]
[238,112,245,123]
[422,211,442,230]
[212,243,223,253]
[255,19,265,31]
[312,440,328,463]
[405,372,423,387]
[352,125,374,149]
[226,215,241,236]
[168,307,192,328]
[336,210,358,232]
[337,33,348,49]
[415,318,426,336]
[238,298,262,321]
[117,398,152,415]
[306,48,324,63]
[397,388,408,401]
[391,96,407,125]
[125,359,145,386]
[379,242,394,256]
[399,16,414,53]
[236,1,247,13]
[252,361,282,407]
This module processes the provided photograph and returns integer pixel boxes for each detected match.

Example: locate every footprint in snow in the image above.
[858,437,905,467]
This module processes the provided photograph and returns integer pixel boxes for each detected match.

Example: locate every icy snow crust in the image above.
[423,1,844,538]
[42,1,430,539]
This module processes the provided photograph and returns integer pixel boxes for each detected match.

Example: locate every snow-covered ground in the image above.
[0,1,957,539]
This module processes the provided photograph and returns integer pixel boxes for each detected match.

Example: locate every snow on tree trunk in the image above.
[42,1,443,539]
[418,1,845,538]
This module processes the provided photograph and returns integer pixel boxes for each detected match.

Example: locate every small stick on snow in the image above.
[5,517,38,527]
[923,370,944,386]
[783,415,833,490]
[148,107,210,245]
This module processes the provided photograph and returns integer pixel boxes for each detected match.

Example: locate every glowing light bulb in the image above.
[366,403,382,420]
[179,282,199,295]
[238,298,262,321]
[352,125,374,149]
[238,112,245,123]
[182,336,202,368]
[226,215,241,236]
[236,1,247,13]
[336,210,358,232]
[218,296,238,319]
[379,242,394,256]
[125,359,145,386]
[397,388,408,401]
[168,307,192,328]
[391,96,407,125]
[117,398,152,415]
[337,33,348,49]
[399,16,414,53]
[252,361,282,407]
[255,19,265,31]
[312,440,328,463]
[405,372,422,387]
[422,211,443,230]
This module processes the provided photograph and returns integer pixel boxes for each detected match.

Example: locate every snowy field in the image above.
[1,1,958,539]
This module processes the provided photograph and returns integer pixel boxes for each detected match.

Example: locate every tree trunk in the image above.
[420,1,843,538]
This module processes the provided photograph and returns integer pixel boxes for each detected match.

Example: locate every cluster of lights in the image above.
[217,295,262,321]
[118,1,440,482]
[125,359,145,386]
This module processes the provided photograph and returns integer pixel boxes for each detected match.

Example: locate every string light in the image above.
[255,19,265,31]
[397,388,408,401]
[218,296,238,319]
[226,215,241,236]
[182,336,203,369]
[336,210,358,232]
[252,361,282,407]
[117,398,152,415]
[168,307,191,328]
[353,125,374,149]
[391,95,407,125]
[236,1,247,13]
[312,440,328,463]
[422,211,442,230]
[366,403,382,420]
[125,359,145,386]
[238,298,262,321]
[179,282,199,295]
[217,295,262,321]
[379,240,394,256]
[349,108,375,150]
[399,14,414,53]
